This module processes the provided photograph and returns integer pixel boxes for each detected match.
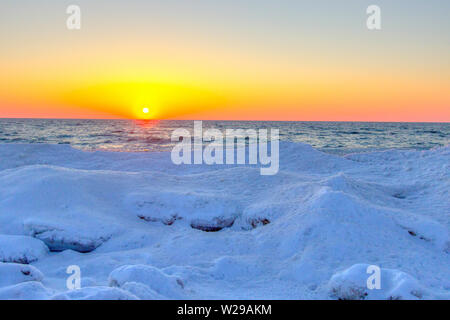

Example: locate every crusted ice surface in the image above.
[0,142,448,299]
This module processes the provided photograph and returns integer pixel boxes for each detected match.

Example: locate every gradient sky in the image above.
[0,0,449,121]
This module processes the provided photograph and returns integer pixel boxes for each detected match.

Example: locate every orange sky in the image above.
[1,1,449,121]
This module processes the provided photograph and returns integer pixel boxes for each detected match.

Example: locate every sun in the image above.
[142,107,149,114]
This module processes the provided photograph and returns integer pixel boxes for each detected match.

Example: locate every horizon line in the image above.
[0,117,449,124]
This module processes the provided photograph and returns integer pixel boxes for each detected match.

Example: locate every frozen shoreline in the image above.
[0,142,448,299]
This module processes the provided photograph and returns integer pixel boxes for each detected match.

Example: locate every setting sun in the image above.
[142,107,149,114]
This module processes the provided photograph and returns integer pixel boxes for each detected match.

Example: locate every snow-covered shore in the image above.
[0,142,448,299]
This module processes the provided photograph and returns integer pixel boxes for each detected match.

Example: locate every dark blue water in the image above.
[0,119,448,154]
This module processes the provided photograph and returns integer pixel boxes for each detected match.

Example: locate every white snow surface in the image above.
[0,235,49,264]
[0,262,44,287]
[0,142,448,299]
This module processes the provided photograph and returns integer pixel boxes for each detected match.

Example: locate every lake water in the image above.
[0,119,448,154]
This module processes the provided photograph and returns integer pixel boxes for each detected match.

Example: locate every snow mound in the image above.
[392,214,450,252]
[328,264,427,300]
[108,264,185,299]
[0,281,53,300]
[24,220,110,253]
[0,262,44,287]
[121,282,166,300]
[128,191,241,231]
[51,287,139,300]
[0,235,49,263]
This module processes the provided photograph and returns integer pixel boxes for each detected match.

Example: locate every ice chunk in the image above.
[108,264,184,299]
[127,190,240,231]
[24,220,110,253]
[190,217,236,232]
[328,264,427,300]
[0,262,44,287]
[0,235,49,263]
